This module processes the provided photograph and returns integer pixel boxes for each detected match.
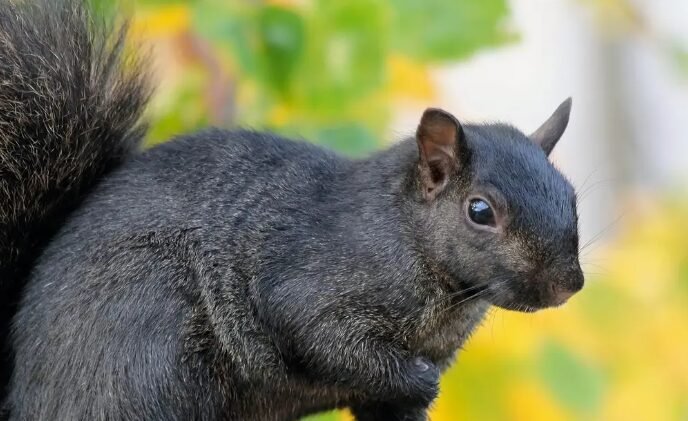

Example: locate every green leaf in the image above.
[538,340,606,414]
[192,1,259,75]
[258,6,305,96]
[299,411,340,421]
[295,0,388,113]
[389,0,514,62]
[315,123,380,157]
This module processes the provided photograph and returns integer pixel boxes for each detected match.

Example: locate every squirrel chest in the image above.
[410,299,490,365]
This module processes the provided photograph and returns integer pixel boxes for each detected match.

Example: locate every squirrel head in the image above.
[411,98,583,311]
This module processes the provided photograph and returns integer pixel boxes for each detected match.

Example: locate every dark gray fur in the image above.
[1,1,584,420]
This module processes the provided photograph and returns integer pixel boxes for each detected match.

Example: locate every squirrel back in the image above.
[0,0,150,403]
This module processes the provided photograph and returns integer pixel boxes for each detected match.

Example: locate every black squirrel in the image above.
[0,0,584,420]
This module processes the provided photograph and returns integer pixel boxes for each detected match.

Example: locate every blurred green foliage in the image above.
[128,0,513,154]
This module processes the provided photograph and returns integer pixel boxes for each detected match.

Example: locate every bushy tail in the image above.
[0,0,150,405]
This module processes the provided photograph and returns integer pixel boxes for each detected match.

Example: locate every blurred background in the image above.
[116,0,687,419]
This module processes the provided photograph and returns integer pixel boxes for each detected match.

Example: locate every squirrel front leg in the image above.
[348,356,446,421]
[292,323,440,408]
[263,288,439,408]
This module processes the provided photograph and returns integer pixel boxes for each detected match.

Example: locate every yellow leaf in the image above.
[132,5,190,39]
[387,55,435,101]
[504,381,571,421]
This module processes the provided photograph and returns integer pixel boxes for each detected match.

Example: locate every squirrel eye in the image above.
[468,199,496,226]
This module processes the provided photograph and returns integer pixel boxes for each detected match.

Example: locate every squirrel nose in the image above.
[553,267,584,304]
[555,288,576,304]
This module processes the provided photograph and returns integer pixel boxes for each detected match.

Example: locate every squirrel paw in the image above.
[401,357,439,406]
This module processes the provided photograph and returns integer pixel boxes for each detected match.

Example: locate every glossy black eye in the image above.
[468,199,495,226]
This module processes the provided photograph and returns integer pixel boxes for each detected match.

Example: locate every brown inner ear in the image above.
[416,108,462,201]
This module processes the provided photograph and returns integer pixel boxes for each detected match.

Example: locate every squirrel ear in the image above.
[416,108,465,201]
[530,97,572,156]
